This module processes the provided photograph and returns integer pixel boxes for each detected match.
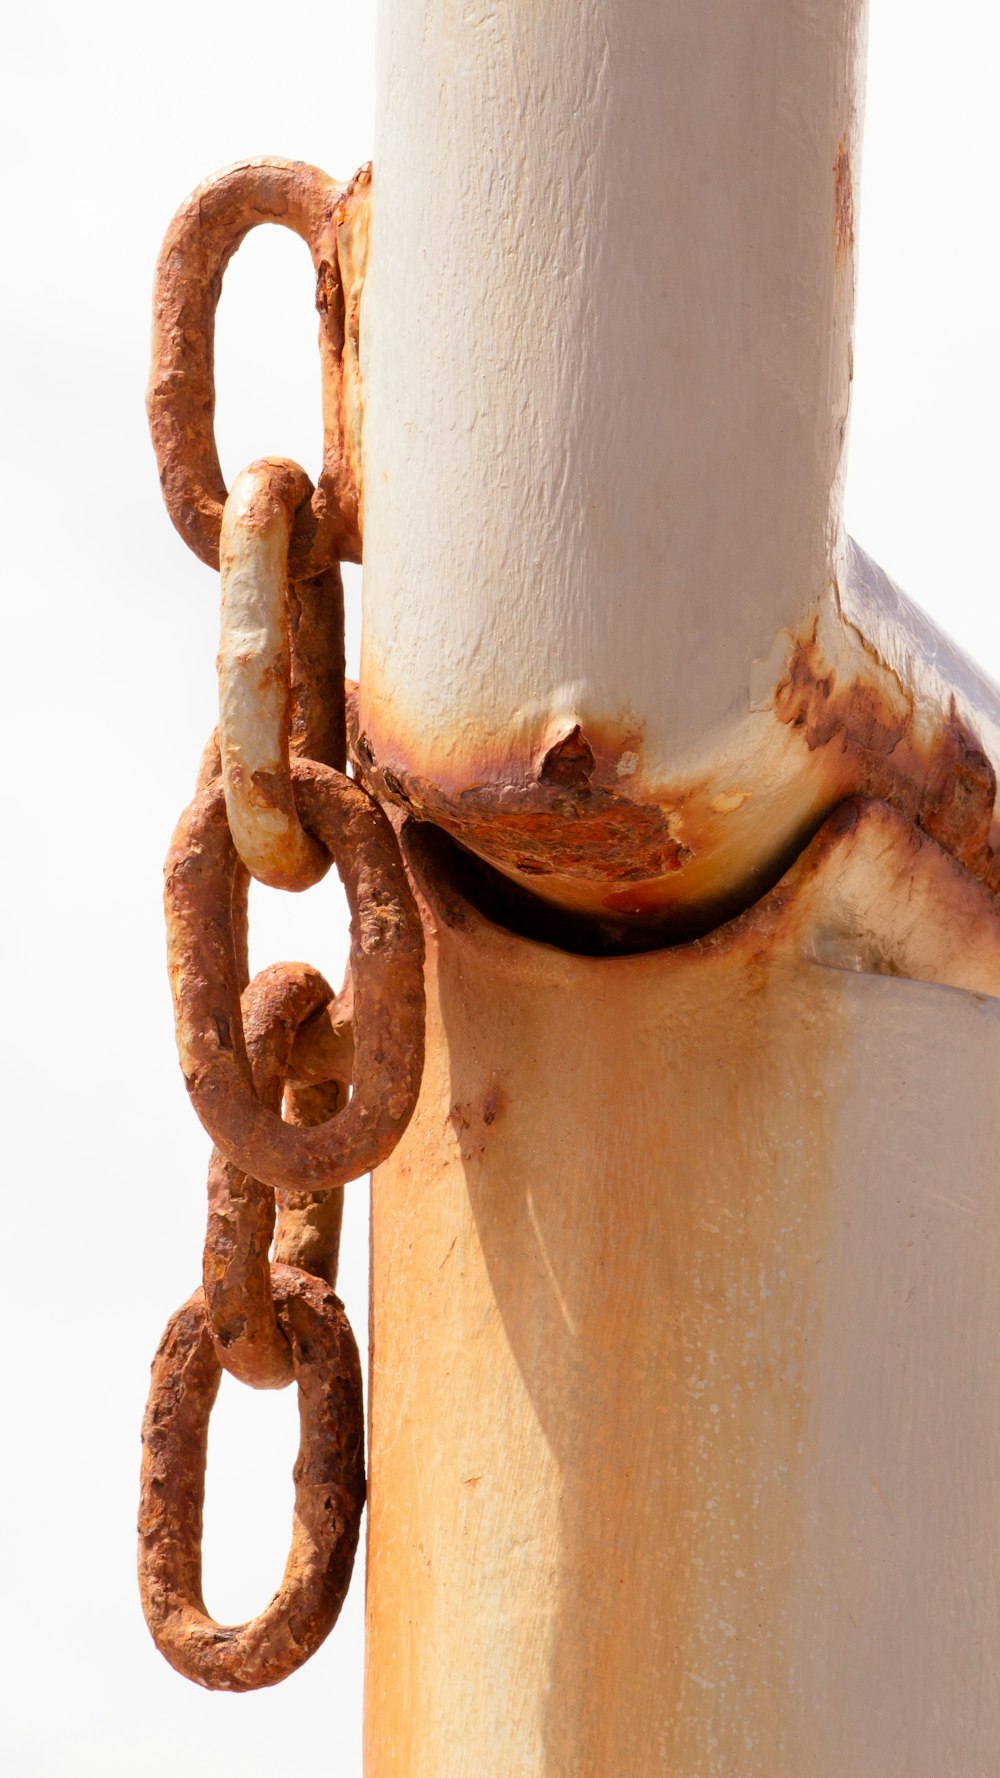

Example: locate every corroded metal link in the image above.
[203,963,336,1389]
[288,966,355,1087]
[138,1269,365,1691]
[287,572,348,775]
[196,733,251,989]
[165,759,425,1193]
[147,157,362,577]
[273,1108,346,1275]
[219,460,330,891]
[276,1092,350,1281]
[275,976,354,1280]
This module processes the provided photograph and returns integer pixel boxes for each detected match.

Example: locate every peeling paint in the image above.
[774,619,997,888]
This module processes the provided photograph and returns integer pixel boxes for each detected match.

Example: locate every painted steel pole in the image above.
[355,3,1000,1773]
[358,0,1000,942]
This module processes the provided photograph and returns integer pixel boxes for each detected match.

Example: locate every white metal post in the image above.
[354,5,1000,1772]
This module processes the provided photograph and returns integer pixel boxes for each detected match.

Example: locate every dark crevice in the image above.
[403,811,835,959]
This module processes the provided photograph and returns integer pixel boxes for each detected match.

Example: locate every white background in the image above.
[2,3,997,1774]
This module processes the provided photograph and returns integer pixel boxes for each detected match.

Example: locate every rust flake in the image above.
[538,725,596,789]
[355,719,690,884]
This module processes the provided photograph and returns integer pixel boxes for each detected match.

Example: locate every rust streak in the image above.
[834,138,854,265]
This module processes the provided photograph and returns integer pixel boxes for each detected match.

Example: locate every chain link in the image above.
[147,157,364,577]
[219,457,340,890]
[138,1268,366,1691]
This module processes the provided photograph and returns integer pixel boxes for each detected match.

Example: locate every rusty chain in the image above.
[138,159,425,1691]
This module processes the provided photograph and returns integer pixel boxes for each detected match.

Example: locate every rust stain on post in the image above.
[356,633,1000,941]
[366,798,1000,1774]
[775,620,998,886]
[355,715,687,886]
[834,137,855,264]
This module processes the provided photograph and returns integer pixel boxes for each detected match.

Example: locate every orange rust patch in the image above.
[354,720,687,884]
[448,1085,506,1162]
[357,621,1000,938]
[775,622,997,886]
[834,138,854,265]
[602,879,685,917]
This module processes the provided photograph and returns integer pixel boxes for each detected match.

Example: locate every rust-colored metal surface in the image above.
[287,568,347,775]
[204,962,339,1389]
[148,156,368,576]
[165,761,425,1192]
[138,1268,365,1692]
[138,24,1000,1736]
[773,619,998,889]
[833,137,854,265]
[333,163,369,527]
[276,975,354,1285]
[287,968,355,1090]
[272,1082,348,1282]
[355,716,684,886]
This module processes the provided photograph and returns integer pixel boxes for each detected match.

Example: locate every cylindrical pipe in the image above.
[358,4,1000,940]
[360,0,866,928]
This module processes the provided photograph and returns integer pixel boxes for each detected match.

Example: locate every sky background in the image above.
[3,3,998,1773]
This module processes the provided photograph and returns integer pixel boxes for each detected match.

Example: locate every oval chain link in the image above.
[219,458,332,890]
[147,157,364,577]
[138,1269,365,1691]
